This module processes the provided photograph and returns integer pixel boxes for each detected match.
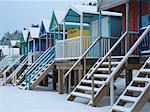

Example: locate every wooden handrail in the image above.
[87,31,128,79]
[107,25,150,84]
[64,36,101,79]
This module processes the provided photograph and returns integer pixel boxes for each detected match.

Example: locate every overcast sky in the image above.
[0,0,97,39]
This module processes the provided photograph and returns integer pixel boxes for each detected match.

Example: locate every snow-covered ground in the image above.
[0,86,110,112]
[0,70,149,112]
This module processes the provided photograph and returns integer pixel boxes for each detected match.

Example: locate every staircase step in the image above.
[97,67,115,72]
[71,92,91,99]
[140,68,150,73]
[94,74,109,79]
[120,95,137,102]
[109,56,124,59]
[18,85,27,90]
[112,105,130,112]
[76,85,99,91]
[127,86,144,92]
[102,62,119,65]
[81,79,105,85]
[134,77,150,82]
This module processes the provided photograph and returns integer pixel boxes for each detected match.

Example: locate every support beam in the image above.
[99,11,102,57]
[46,33,48,49]
[63,20,65,58]
[28,40,30,54]
[148,0,150,25]
[58,24,60,40]
[80,13,83,56]
[138,0,141,32]
[39,38,41,53]
[58,69,64,94]
[126,69,132,86]
[50,33,52,48]
[63,20,66,40]
[54,28,56,45]
[33,39,36,62]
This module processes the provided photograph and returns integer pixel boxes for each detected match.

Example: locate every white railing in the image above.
[56,36,100,60]
[0,55,20,70]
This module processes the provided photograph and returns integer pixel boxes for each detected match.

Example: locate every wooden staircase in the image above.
[67,56,125,106]
[111,57,150,112]
[18,46,55,90]
[0,55,20,78]
[66,26,150,106]
[15,64,31,85]
[1,55,23,84]
[19,61,54,90]
[5,53,33,84]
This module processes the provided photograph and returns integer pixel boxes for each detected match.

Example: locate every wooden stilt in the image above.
[58,69,64,94]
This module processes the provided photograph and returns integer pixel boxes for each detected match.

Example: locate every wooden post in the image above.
[58,69,64,94]
[83,56,86,75]
[39,38,41,53]
[91,74,94,107]
[80,13,83,56]
[63,20,65,40]
[28,40,30,54]
[33,39,36,62]
[99,10,102,57]
[46,34,48,49]
[148,0,150,25]
[125,0,130,87]
[53,67,57,90]
[126,68,132,86]
[68,72,71,93]
[63,20,65,58]
[78,68,82,82]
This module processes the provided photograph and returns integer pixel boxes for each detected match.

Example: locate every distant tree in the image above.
[89,2,92,6]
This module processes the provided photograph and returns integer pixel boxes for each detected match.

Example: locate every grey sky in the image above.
[0,0,96,39]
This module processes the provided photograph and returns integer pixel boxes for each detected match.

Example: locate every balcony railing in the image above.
[56,36,119,60]
[56,36,100,60]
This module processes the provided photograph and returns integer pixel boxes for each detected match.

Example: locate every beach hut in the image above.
[66,1,150,109]
[21,29,29,55]
[56,4,122,60]
[98,0,150,56]
[27,26,40,61]
[39,19,51,51]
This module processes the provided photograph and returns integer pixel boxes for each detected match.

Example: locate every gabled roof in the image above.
[28,27,40,38]
[41,19,50,33]
[49,10,66,30]
[64,4,122,21]
[70,4,98,15]
[22,29,29,42]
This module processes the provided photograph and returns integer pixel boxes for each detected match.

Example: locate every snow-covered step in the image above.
[102,61,119,65]
[97,67,115,72]
[81,79,105,85]
[71,92,91,99]
[140,68,150,73]
[76,85,99,91]
[109,56,124,59]
[127,86,144,92]
[18,85,27,90]
[94,74,109,79]
[134,77,150,82]
[120,95,137,102]
[112,105,130,112]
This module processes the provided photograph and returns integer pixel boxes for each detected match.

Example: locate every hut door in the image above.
[92,20,98,37]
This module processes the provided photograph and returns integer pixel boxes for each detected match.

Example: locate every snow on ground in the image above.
[0,70,149,112]
[0,86,110,112]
